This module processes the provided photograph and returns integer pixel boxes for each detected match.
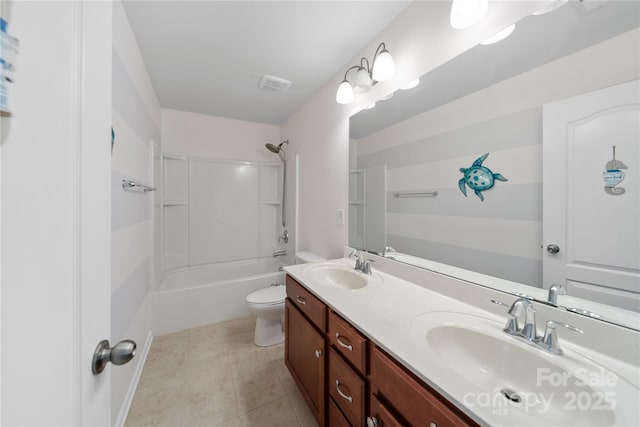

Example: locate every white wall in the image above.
[281,1,546,260]
[161,108,280,161]
[111,1,161,424]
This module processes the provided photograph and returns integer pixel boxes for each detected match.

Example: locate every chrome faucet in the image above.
[493,298,583,355]
[547,283,566,305]
[272,250,287,257]
[349,249,373,274]
[381,246,396,257]
[279,230,289,244]
[504,297,538,341]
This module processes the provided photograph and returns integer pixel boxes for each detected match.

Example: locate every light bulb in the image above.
[353,67,373,93]
[336,80,354,104]
[480,24,515,45]
[450,0,488,29]
[372,49,395,82]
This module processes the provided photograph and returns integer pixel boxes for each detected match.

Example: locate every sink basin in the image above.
[410,312,638,426]
[306,264,376,290]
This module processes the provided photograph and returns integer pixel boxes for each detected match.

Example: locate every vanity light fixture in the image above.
[336,42,395,105]
[480,24,516,45]
[450,0,488,29]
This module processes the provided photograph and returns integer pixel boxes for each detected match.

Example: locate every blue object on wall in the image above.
[603,145,627,196]
[458,153,507,202]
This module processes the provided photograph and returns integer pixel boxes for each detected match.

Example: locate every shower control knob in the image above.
[546,244,560,254]
[92,339,136,375]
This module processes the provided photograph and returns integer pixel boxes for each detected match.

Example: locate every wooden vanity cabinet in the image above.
[285,276,327,426]
[285,274,478,427]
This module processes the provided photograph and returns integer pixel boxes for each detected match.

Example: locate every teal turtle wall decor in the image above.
[458,153,507,202]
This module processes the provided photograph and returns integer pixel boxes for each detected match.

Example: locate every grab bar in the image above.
[392,191,438,198]
[122,180,156,192]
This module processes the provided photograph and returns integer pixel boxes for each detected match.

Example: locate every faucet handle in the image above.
[362,259,375,275]
[491,299,520,335]
[538,320,583,355]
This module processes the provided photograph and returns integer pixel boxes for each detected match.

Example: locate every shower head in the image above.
[265,140,289,154]
[265,143,280,154]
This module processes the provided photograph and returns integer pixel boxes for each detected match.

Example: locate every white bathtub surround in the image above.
[153,258,285,335]
[161,155,285,272]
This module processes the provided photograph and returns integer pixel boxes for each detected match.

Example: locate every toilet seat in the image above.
[246,286,285,306]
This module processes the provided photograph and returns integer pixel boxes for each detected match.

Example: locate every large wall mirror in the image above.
[349,0,639,330]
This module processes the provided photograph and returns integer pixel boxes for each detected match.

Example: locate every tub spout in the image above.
[272,250,287,257]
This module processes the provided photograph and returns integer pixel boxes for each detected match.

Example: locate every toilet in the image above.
[245,251,326,346]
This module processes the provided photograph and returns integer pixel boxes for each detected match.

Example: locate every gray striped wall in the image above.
[357,107,543,287]
[111,43,160,424]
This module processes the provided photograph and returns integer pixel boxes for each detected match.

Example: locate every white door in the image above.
[1,1,113,424]
[543,80,640,311]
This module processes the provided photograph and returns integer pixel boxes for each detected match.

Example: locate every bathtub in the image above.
[152,257,286,335]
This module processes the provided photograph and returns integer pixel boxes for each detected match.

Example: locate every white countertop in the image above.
[284,257,640,427]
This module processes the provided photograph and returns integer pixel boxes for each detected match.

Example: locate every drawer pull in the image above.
[315,349,323,358]
[295,295,306,305]
[335,380,353,403]
[366,417,379,427]
[335,333,353,351]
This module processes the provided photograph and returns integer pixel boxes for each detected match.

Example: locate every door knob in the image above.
[546,244,560,254]
[92,339,136,374]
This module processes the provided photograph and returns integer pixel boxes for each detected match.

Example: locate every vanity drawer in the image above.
[370,346,475,427]
[329,348,365,426]
[329,310,367,375]
[286,275,326,332]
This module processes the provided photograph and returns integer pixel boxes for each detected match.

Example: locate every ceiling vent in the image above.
[259,75,291,93]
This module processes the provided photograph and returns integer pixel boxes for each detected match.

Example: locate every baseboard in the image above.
[114,331,153,427]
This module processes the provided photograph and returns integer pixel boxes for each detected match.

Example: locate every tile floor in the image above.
[125,316,318,427]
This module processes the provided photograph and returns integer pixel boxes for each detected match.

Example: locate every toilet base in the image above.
[254,316,284,347]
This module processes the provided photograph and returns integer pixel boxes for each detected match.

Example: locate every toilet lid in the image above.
[247,286,285,305]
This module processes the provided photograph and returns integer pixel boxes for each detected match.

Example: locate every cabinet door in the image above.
[368,393,404,427]
[285,300,325,425]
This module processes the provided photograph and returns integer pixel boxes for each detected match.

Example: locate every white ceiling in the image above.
[122,1,411,125]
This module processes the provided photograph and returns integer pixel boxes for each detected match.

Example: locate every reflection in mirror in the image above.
[349,1,640,330]
[349,166,386,251]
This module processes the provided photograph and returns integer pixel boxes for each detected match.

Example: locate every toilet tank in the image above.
[294,251,326,264]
